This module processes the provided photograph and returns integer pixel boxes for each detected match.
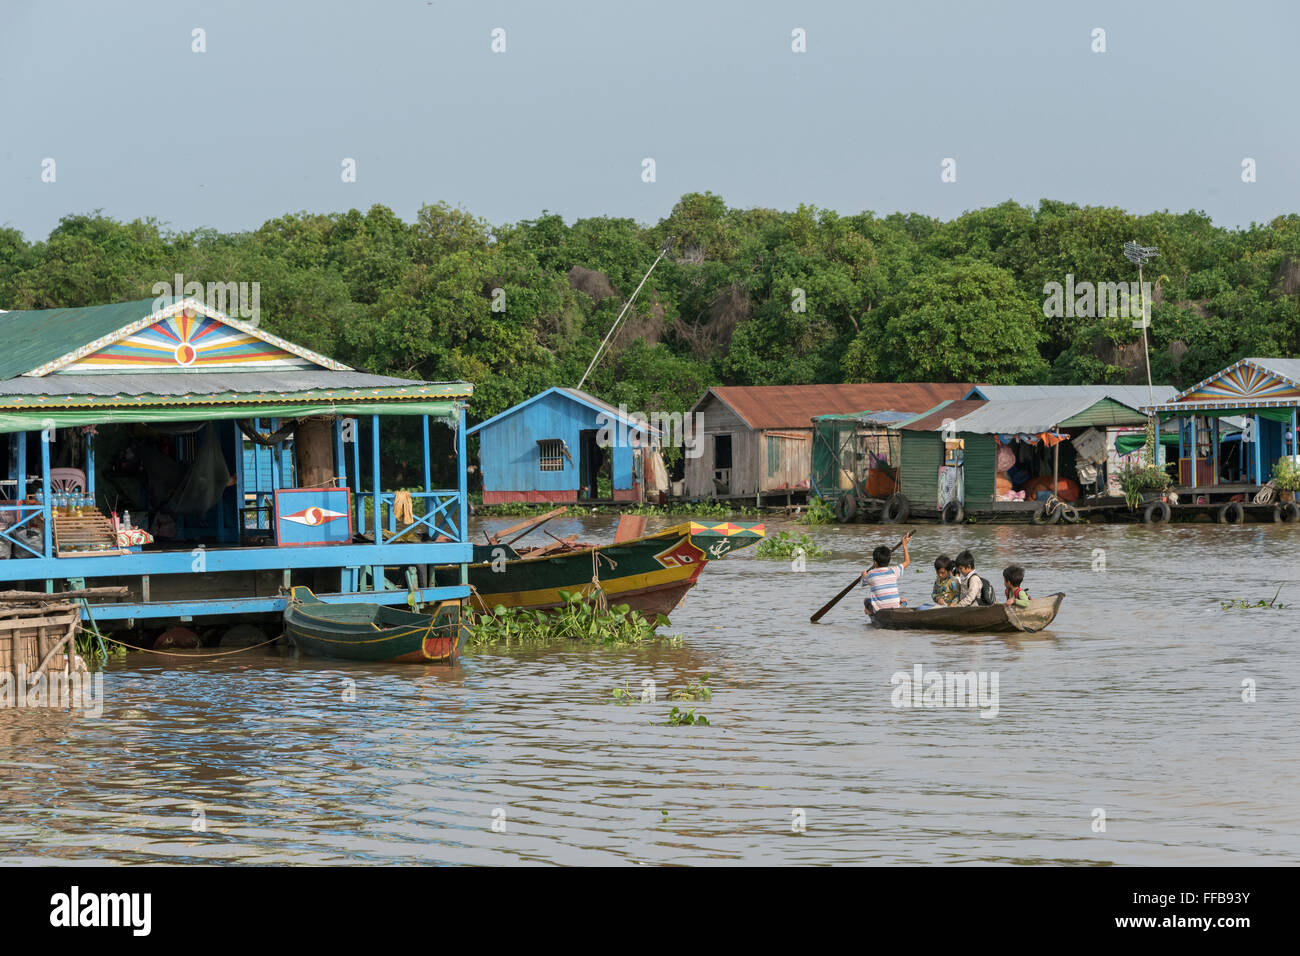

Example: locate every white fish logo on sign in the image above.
[282,506,346,527]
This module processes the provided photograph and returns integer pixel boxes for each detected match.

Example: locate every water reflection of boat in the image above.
[284,587,462,663]
[871,593,1064,633]
[440,521,764,617]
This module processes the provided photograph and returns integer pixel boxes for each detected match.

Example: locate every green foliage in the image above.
[668,674,713,701]
[479,502,578,517]
[845,262,1047,384]
[1117,463,1173,509]
[664,706,709,726]
[756,530,828,559]
[620,501,759,517]
[1272,456,1300,492]
[465,588,671,648]
[7,196,1300,494]
[1220,587,1285,610]
[802,498,836,525]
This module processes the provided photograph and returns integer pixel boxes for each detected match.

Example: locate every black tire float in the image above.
[1216,501,1245,524]
[881,493,911,524]
[1143,500,1171,524]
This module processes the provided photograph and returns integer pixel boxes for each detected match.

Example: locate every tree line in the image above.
[3,194,1299,429]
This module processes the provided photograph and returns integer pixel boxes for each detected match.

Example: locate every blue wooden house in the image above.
[0,297,473,632]
[468,387,652,504]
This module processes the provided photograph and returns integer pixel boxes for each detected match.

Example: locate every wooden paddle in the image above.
[809,534,909,624]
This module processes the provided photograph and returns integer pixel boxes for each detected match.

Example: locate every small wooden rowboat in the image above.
[283,587,463,663]
[871,593,1065,633]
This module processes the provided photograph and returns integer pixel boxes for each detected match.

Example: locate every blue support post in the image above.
[40,426,52,558]
[1253,415,1263,484]
[16,431,26,500]
[1211,417,1219,485]
[352,419,362,531]
[335,419,347,485]
[372,415,382,590]
[1292,408,1298,458]
[423,415,432,493]
[457,403,468,585]
[86,430,96,498]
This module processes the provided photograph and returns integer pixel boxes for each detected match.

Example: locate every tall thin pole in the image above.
[577,236,674,391]
[1138,259,1154,411]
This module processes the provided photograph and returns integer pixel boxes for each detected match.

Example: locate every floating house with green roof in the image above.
[0,297,473,632]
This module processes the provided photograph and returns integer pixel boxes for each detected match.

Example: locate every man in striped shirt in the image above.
[863,531,913,616]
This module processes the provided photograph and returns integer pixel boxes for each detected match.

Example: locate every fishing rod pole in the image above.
[576,234,676,391]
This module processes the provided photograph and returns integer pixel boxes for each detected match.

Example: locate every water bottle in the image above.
[123,510,132,531]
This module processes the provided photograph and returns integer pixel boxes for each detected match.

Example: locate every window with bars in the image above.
[538,439,565,471]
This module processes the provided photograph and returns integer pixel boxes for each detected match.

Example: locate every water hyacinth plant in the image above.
[801,498,836,525]
[755,530,828,559]
[465,587,671,648]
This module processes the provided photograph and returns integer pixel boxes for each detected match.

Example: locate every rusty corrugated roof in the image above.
[898,400,988,431]
[696,383,973,431]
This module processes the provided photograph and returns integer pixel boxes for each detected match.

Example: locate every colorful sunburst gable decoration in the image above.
[62,308,312,372]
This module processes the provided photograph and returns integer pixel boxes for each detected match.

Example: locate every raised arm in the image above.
[899,531,913,570]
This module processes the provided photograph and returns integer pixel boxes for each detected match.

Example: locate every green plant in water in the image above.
[1272,456,1300,493]
[664,706,709,726]
[801,498,836,525]
[668,674,713,701]
[1220,587,1285,610]
[621,501,761,518]
[756,530,828,559]
[1118,462,1172,509]
[465,587,672,648]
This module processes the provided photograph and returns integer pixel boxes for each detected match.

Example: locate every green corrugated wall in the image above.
[961,433,997,504]
[899,430,940,505]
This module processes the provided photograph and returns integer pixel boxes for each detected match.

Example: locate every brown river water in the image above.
[2,516,1297,865]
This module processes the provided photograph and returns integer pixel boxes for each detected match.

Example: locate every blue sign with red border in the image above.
[274,488,354,547]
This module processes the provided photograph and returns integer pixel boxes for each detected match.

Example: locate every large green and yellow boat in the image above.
[437,520,765,616]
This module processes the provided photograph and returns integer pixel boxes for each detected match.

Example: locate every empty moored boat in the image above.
[284,587,463,663]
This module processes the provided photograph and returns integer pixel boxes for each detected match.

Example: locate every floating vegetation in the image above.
[669,674,713,701]
[622,501,761,518]
[664,706,709,726]
[756,531,828,559]
[801,498,836,525]
[609,674,714,705]
[1220,587,1286,610]
[466,588,672,648]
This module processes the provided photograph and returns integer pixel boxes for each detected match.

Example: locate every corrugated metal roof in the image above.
[0,300,158,379]
[938,397,1102,434]
[0,370,432,398]
[899,400,988,431]
[1252,358,1300,383]
[466,386,657,435]
[812,408,917,425]
[697,383,972,431]
[0,372,472,412]
[0,297,349,378]
[966,384,1178,406]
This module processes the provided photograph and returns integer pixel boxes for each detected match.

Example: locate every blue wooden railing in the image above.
[0,503,46,558]
[357,490,463,543]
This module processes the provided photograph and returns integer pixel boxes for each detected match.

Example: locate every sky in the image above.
[2,0,1296,240]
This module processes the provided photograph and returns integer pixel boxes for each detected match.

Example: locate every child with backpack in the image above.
[1003,565,1031,608]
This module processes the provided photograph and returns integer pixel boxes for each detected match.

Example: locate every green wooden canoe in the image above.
[284,586,463,663]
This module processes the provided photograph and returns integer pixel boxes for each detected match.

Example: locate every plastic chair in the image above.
[49,468,87,493]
